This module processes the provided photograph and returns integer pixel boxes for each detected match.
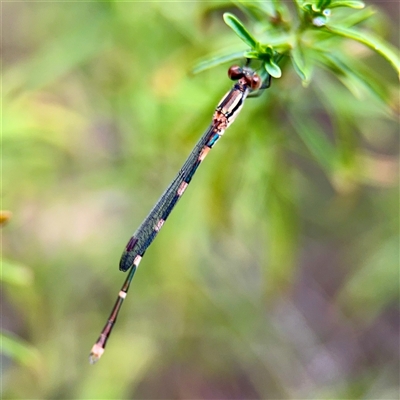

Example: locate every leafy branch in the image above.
[195,0,399,84]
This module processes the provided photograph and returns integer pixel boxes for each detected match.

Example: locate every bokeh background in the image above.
[2,2,399,399]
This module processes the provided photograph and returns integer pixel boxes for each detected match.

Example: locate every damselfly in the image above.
[89,64,271,363]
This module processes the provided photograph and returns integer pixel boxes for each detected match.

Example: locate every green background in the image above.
[2,2,399,399]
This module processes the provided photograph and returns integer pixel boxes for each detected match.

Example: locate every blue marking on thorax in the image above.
[207,133,220,148]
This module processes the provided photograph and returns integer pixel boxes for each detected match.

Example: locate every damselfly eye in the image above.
[228,65,244,81]
[250,74,262,90]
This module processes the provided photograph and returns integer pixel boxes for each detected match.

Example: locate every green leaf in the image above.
[328,0,365,9]
[243,50,261,59]
[316,0,332,11]
[301,2,313,12]
[264,60,282,78]
[318,51,390,102]
[232,0,278,23]
[338,6,376,27]
[223,12,258,49]
[192,50,246,74]
[233,0,291,27]
[290,42,313,83]
[325,24,400,77]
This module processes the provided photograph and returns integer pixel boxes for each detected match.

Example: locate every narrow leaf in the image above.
[243,50,261,59]
[325,24,400,77]
[232,1,278,22]
[338,6,375,26]
[318,51,390,102]
[264,60,282,78]
[290,43,312,82]
[328,0,365,9]
[316,0,332,11]
[223,13,258,49]
[192,50,246,74]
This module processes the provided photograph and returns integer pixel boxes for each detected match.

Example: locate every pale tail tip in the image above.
[89,343,104,364]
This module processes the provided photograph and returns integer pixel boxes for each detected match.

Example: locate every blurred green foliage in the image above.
[2,1,399,399]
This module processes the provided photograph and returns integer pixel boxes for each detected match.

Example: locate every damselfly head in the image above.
[227,65,244,80]
[228,65,262,91]
[249,74,262,91]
